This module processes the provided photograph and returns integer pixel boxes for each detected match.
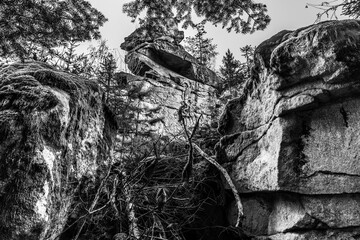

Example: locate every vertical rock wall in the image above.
[0,62,116,240]
[217,20,360,239]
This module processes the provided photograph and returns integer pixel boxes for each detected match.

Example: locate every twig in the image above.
[192,143,243,227]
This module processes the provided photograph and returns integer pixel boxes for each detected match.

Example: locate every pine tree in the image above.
[52,40,89,73]
[220,49,242,94]
[0,0,107,59]
[98,53,118,103]
[123,0,270,34]
[183,22,218,68]
[239,44,255,77]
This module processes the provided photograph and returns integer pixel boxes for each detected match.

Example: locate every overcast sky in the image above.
[84,0,349,71]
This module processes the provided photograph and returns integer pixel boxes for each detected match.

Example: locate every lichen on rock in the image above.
[0,62,116,240]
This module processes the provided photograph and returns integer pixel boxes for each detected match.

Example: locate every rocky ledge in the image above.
[0,62,116,240]
[217,20,360,239]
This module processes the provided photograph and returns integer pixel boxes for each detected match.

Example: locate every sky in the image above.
[84,0,349,71]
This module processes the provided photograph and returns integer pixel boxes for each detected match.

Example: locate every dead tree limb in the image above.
[192,143,243,227]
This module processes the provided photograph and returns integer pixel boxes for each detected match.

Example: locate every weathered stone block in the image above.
[218,19,360,238]
[218,20,360,194]
[256,229,360,240]
[228,193,360,236]
[229,98,360,194]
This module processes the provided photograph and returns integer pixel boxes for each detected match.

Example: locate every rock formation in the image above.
[217,19,360,239]
[0,62,116,240]
[120,24,219,139]
[117,24,231,240]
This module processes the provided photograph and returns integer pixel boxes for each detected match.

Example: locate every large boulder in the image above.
[217,20,360,238]
[0,62,116,240]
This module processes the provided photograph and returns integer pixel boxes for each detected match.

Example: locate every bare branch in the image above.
[192,143,243,228]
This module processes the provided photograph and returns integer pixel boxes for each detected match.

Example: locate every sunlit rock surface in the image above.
[0,62,116,240]
[217,20,360,238]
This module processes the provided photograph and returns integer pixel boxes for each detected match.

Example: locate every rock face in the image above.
[0,62,116,240]
[120,26,219,138]
[217,20,360,239]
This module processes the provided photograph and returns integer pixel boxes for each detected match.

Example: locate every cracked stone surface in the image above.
[0,62,116,240]
[217,20,360,238]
